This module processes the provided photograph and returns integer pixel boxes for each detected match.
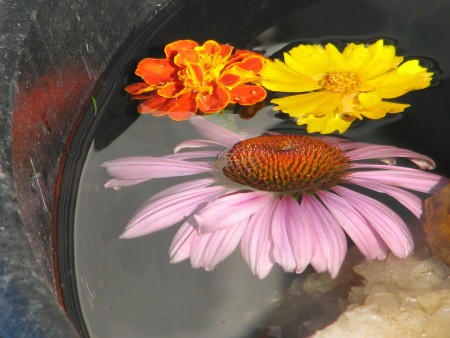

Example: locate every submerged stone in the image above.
[424,183,450,265]
[313,247,450,338]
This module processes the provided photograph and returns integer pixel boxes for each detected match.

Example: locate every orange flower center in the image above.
[198,56,225,81]
[221,135,350,193]
[319,71,361,94]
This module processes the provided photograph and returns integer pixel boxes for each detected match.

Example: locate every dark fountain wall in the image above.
[0,0,172,336]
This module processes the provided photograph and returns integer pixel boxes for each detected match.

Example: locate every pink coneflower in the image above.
[103,117,447,278]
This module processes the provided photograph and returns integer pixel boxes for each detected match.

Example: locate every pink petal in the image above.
[240,201,276,279]
[316,191,388,260]
[166,150,220,159]
[345,146,435,169]
[321,137,391,154]
[174,140,227,153]
[347,170,445,193]
[330,139,376,151]
[104,178,148,189]
[150,178,216,200]
[318,136,352,148]
[189,218,247,270]
[169,219,198,264]
[333,186,413,258]
[271,196,314,273]
[195,191,274,233]
[270,199,294,272]
[348,177,423,218]
[120,185,226,238]
[102,157,212,180]
[301,195,347,278]
[350,163,434,171]
[190,116,243,147]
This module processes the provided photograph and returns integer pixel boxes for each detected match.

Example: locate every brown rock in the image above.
[424,183,450,265]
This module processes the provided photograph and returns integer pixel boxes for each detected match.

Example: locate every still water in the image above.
[68,0,450,337]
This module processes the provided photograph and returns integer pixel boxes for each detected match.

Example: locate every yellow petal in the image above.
[324,43,346,71]
[341,42,371,72]
[296,113,355,134]
[358,92,381,107]
[338,95,362,119]
[398,60,429,74]
[358,40,403,79]
[272,91,355,134]
[284,44,329,79]
[260,59,319,92]
[338,40,399,78]
[359,100,410,119]
[364,60,432,98]
[271,91,340,116]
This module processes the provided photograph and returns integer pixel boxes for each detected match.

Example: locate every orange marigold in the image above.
[125,40,267,120]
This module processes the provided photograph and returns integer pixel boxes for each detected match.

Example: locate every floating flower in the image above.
[103,118,446,279]
[260,39,433,134]
[125,40,267,120]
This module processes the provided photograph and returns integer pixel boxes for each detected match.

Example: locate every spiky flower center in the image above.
[319,71,361,94]
[221,135,350,193]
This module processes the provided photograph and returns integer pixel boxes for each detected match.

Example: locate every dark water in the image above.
[63,0,450,337]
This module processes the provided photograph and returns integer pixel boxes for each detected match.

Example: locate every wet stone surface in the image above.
[424,183,450,265]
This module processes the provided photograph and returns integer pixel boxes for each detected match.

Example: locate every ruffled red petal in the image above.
[124,82,153,95]
[184,63,204,87]
[157,82,186,98]
[138,92,197,120]
[197,86,231,113]
[130,92,153,100]
[168,109,197,121]
[135,58,178,85]
[226,49,263,65]
[233,55,264,72]
[229,85,267,105]
[201,40,221,55]
[164,40,199,58]
[174,48,200,67]
[218,44,234,59]
[217,73,241,87]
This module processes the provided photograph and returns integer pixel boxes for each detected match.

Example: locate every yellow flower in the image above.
[261,39,433,134]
